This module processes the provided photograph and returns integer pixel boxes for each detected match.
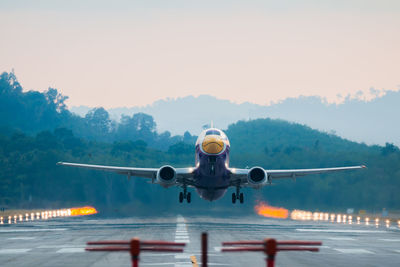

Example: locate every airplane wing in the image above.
[57,162,195,183]
[229,165,366,186]
[266,165,366,179]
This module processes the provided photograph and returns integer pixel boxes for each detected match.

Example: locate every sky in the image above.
[0,0,399,108]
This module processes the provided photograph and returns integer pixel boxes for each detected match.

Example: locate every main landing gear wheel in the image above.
[239,193,244,204]
[232,186,244,204]
[179,186,191,203]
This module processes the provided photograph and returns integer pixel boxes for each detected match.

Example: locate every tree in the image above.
[381,143,399,155]
[44,88,68,112]
[116,113,156,143]
[84,107,114,141]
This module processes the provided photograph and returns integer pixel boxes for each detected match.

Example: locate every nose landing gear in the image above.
[232,186,244,204]
[179,185,191,203]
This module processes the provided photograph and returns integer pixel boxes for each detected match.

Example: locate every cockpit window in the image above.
[206,130,220,136]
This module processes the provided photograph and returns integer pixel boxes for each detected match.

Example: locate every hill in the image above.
[1,71,399,214]
[71,91,400,146]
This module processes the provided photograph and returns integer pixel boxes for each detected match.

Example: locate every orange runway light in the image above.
[255,202,289,219]
[70,206,98,216]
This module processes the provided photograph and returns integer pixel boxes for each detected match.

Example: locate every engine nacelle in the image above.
[247,167,268,187]
[156,165,177,187]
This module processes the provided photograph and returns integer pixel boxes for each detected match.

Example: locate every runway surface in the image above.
[1,215,400,266]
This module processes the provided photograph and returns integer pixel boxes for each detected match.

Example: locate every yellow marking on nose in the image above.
[202,135,224,154]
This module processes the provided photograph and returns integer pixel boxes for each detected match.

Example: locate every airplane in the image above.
[57,127,366,204]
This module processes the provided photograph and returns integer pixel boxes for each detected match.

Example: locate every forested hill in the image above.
[0,72,196,150]
[0,71,399,215]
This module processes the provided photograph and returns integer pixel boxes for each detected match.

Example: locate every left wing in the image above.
[57,162,195,183]
[266,165,366,179]
[229,165,366,186]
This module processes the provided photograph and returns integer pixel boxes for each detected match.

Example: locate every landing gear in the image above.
[179,185,191,203]
[232,186,244,204]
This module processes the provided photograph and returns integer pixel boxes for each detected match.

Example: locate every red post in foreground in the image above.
[86,238,185,267]
[221,238,322,267]
[265,239,277,267]
[131,238,140,267]
[202,232,208,267]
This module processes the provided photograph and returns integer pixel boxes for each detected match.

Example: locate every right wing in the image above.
[57,162,195,184]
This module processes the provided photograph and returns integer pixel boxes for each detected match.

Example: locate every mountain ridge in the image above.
[71,91,400,146]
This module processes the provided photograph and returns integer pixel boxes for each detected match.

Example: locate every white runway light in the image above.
[285,208,398,230]
[0,206,97,226]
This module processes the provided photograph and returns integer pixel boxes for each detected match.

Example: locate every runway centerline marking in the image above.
[0,249,31,254]
[379,239,400,242]
[175,215,190,266]
[334,248,374,254]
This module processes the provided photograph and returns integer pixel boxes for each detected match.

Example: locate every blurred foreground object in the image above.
[222,238,322,267]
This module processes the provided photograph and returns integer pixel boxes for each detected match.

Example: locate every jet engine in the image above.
[156,165,177,187]
[247,167,268,187]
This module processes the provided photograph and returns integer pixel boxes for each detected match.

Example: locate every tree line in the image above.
[0,71,399,215]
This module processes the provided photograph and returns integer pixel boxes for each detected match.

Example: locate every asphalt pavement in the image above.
[0,215,399,266]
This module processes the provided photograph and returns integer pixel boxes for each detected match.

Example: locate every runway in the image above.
[0,215,400,266]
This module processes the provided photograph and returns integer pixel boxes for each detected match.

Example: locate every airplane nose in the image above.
[202,136,224,154]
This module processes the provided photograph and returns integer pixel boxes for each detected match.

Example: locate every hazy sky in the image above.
[1,0,399,108]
